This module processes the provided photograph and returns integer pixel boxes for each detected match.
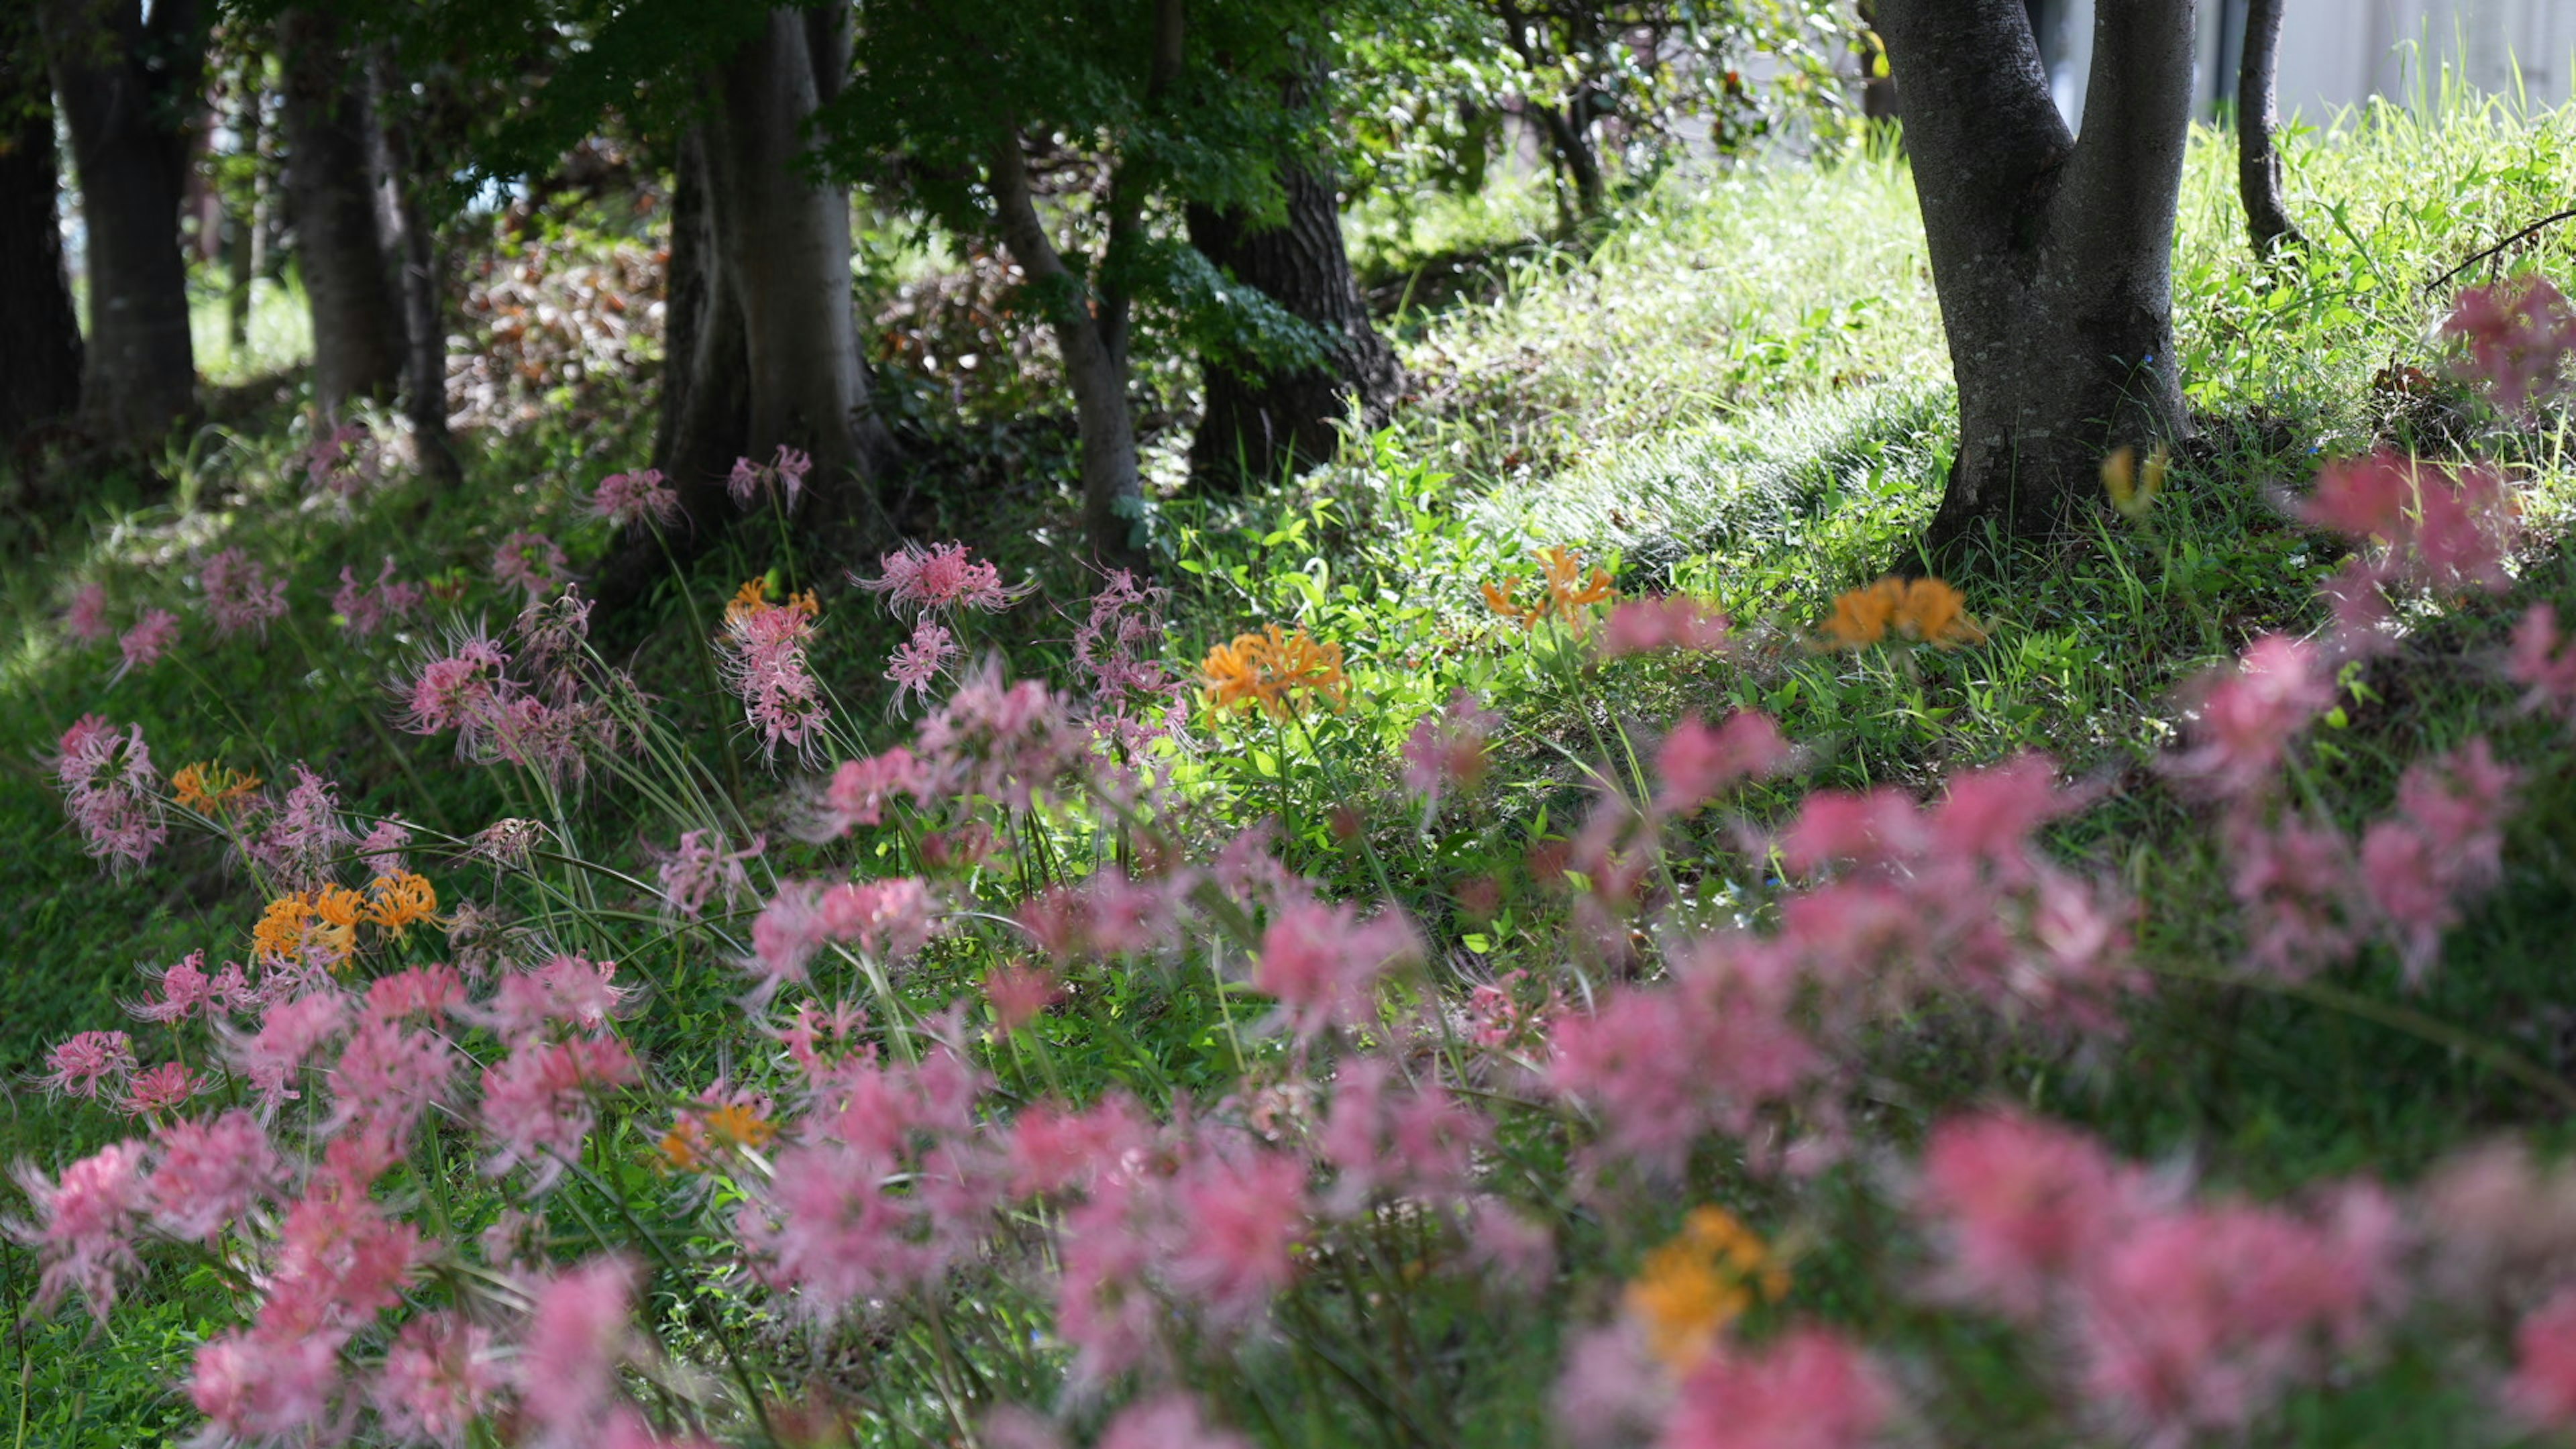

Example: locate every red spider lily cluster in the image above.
[18,274,2576,1449]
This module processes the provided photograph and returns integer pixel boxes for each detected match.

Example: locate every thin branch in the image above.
[2426,208,2576,292]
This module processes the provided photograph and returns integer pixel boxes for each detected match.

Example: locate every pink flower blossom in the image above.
[262,1179,425,1338]
[400,631,511,745]
[2301,451,2518,594]
[492,530,568,602]
[727,445,811,511]
[1320,1057,1486,1209]
[329,1018,461,1146]
[366,964,468,1026]
[1008,1094,1152,1197]
[1919,1110,2136,1319]
[1016,869,1187,962]
[189,1329,342,1440]
[235,991,350,1104]
[590,468,680,532]
[1166,1147,1308,1324]
[744,877,934,996]
[1252,900,1421,1040]
[8,1141,147,1317]
[479,1035,639,1188]
[2072,1189,2401,1443]
[130,949,213,1024]
[2511,602,2576,721]
[2445,272,2576,415]
[887,618,958,710]
[52,714,166,871]
[2510,1286,2576,1431]
[2228,813,2363,979]
[2163,634,2332,798]
[655,829,764,919]
[480,955,630,1042]
[517,1256,639,1442]
[41,1029,136,1098]
[820,747,928,834]
[1597,596,1733,657]
[1659,1328,1888,1449]
[1072,570,1185,749]
[375,1311,504,1448]
[984,961,1060,1032]
[147,1108,280,1241]
[62,581,111,643]
[911,663,1093,812]
[857,540,1025,616]
[115,607,179,678]
[118,1061,207,1116]
[1402,689,1499,812]
[2359,738,2518,983]
[200,548,289,636]
[1548,952,1817,1175]
[357,817,413,877]
[715,587,826,767]
[1654,711,1788,815]
[250,763,355,892]
[333,556,423,638]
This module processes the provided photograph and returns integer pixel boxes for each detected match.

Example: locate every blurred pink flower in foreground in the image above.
[2445,272,2576,415]
[2163,635,2332,799]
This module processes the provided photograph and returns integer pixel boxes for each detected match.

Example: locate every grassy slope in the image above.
[6,95,2576,1443]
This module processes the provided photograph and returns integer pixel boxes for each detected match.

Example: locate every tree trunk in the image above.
[0,24,85,462]
[42,0,201,457]
[651,123,753,529]
[1536,102,1605,219]
[989,123,1144,571]
[279,6,402,416]
[370,46,460,484]
[1878,0,2194,554]
[1187,155,1401,490]
[700,6,891,512]
[2237,0,2306,260]
[223,55,259,354]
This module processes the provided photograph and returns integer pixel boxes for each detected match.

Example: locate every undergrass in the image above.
[7,88,2576,1445]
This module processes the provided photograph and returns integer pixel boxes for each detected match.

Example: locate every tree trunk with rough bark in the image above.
[651,124,753,531]
[1878,0,2196,554]
[42,0,202,457]
[1,25,85,462]
[2237,0,2306,260]
[370,46,460,484]
[989,124,1144,571]
[280,6,402,416]
[700,6,892,511]
[1187,156,1400,489]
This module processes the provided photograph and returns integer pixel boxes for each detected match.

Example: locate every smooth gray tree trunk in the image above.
[701,7,892,509]
[1187,154,1401,490]
[2237,0,2306,260]
[42,0,201,457]
[280,7,402,416]
[1878,0,2196,552]
[989,124,1145,571]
